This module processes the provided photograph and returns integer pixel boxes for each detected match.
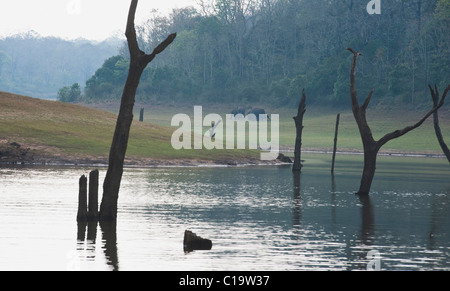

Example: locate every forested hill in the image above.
[0,31,120,100]
[63,0,449,108]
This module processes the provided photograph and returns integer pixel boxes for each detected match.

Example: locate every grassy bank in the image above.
[279,106,450,154]
[1,92,448,166]
[0,92,260,164]
[89,102,449,155]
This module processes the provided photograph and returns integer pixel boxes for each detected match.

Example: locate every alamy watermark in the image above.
[67,0,82,15]
[366,250,381,271]
[367,0,381,15]
[171,106,279,161]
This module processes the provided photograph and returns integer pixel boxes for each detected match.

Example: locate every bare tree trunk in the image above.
[331,113,340,173]
[347,48,447,195]
[293,89,306,172]
[99,0,176,221]
[359,147,378,195]
[429,84,450,163]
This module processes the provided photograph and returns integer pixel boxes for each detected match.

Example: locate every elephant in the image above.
[246,108,267,121]
[231,107,246,117]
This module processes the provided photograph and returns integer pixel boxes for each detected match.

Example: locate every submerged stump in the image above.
[293,89,306,172]
[87,170,99,222]
[77,175,88,222]
[183,230,212,252]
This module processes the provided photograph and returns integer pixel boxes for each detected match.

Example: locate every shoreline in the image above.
[0,156,285,169]
[0,143,446,169]
[0,142,283,168]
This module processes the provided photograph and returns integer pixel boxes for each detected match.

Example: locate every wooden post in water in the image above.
[88,170,99,221]
[293,89,307,172]
[139,108,144,122]
[331,113,340,174]
[77,175,88,222]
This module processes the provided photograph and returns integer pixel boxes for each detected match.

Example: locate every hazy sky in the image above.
[0,0,198,41]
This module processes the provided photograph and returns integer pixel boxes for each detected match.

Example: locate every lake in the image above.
[0,153,449,271]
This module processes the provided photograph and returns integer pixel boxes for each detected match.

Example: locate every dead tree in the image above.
[429,84,450,163]
[347,48,447,195]
[99,0,176,221]
[331,113,340,173]
[293,89,306,172]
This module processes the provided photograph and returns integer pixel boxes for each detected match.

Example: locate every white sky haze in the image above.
[0,0,197,41]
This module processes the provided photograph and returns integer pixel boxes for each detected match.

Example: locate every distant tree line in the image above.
[62,0,449,108]
[0,31,119,100]
[58,83,82,103]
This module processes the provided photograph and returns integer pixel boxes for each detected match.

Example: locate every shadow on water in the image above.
[77,221,119,271]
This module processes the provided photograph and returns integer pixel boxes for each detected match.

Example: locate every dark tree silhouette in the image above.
[99,0,176,221]
[429,84,450,163]
[292,89,306,172]
[347,48,447,195]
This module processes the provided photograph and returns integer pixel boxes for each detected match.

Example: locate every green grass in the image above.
[1,92,448,163]
[0,92,259,161]
[133,103,449,154]
[274,106,449,154]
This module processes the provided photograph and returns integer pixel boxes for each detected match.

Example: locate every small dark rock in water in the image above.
[183,230,212,252]
[277,153,293,163]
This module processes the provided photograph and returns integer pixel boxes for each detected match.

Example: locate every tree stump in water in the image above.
[139,108,144,122]
[87,170,99,222]
[183,230,212,252]
[293,89,306,172]
[77,175,88,222]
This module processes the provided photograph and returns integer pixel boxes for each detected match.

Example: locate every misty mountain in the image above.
[0,31,122,100]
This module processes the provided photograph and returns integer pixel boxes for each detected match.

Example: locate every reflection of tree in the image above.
[347,195,376,270]
[77,221,87,241]
[331,175,337,225]
[358,194,375,245]
[292,172,301,226]
[76,221,119,271]
[100,221,119,271]
[428,189,450,251]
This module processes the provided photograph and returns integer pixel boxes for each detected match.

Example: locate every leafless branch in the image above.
[378,86,448,147]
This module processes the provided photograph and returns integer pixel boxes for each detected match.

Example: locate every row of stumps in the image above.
[77,170,99,223]
[77,170,212,253]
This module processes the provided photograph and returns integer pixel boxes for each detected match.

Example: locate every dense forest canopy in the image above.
[65,0,449,108]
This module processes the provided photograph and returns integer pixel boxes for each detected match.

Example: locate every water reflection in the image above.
[100,221,119,271]
[358,194,375,245]
[77,220,119,271]
[331,175,337,225]
[1,156,449,271]
[292,171,301,227]
[428,190,450,251]
[77,221,98,242]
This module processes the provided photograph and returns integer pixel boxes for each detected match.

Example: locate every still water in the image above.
[0,154,449,271]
